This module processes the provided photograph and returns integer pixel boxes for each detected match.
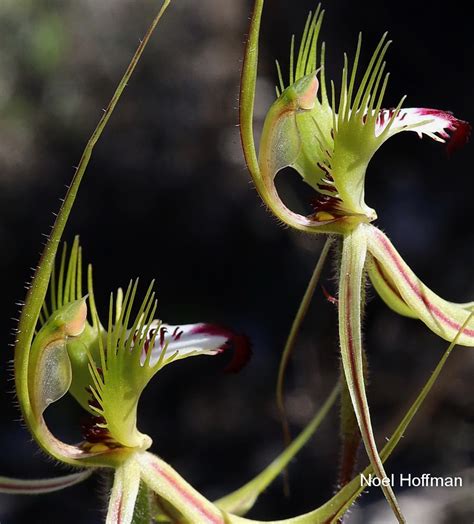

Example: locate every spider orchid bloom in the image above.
[0,240,364,524]
[240,1,474,522]
[0,239,252,520]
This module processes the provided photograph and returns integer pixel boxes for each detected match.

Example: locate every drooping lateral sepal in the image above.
[136,339,470,524]
[338,225,405,523]
[327,319,471,521]
[366,225,474,346]
[337,374,362,490]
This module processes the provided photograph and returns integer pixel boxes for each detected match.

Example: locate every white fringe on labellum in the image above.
[144,321,252,372]
[375,107,471,154]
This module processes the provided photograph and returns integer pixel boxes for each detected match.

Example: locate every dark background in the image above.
[1,1,473,522]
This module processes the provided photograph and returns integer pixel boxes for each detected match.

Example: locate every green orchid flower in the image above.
[240,1,473,522]
[2,234,252,514]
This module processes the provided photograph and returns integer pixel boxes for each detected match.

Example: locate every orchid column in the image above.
[240,1,474,522]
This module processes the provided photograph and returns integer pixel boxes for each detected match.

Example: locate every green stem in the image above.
[132,481,152,524]
[275,237,332,492]
[337,370,361,491]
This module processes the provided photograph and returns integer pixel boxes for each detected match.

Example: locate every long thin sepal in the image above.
[134,314,472,524]
[216,382,340,516]
[240,0,264,190]
[138,452,336,524]
[132,482,152,524]
[140,340,463,524]
[338,225,405,523]
[13,0,171,466]
[366,224,474,346]
[0,469,92,495]
[106,458,141,524]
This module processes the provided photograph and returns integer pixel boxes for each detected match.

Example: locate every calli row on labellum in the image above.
[240,1,473,522]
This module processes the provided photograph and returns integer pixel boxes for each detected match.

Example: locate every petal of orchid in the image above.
[239,0,341,235]
[106,457,141,524]
[375,107,470,154]
[137,452,226,524]
[366,224,474,346]
[147,322,251,372]
[338,225,405,523]
[24,298,116,467]
[0,469,93,495]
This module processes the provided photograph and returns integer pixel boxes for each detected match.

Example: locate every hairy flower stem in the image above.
[337,374,361,491]
[132,482,152,524]
[276,237,332,492]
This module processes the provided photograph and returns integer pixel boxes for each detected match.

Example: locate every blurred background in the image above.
[0,0,473,522]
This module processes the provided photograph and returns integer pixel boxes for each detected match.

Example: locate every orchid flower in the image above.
[240,1,473,522]
[1,233,251,510]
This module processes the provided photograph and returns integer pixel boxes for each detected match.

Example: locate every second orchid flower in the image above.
[240,2,474,522]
